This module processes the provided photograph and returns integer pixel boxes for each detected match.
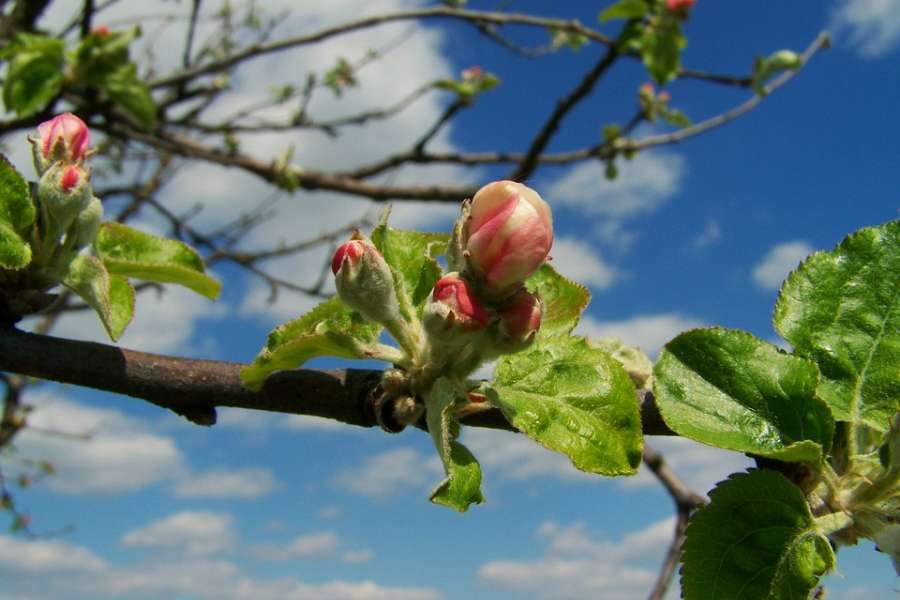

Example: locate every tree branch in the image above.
[0,326,673,435]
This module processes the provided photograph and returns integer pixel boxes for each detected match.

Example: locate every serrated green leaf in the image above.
[371,216,449,308]
[774,221,900,433]
[0,155,35,236]
[599,0,649,22]
[241,297,383,390]
[0,222,31,269]
[640,25,685,85]
[102,63,156,128]
[94,222,220,299]
[654,328,833,463]
[1,34,65,117]
[63,255,135,340]
[525,263,590,339]
[682,469,835,600]
[488,335,642,475]
[427,377,485,511]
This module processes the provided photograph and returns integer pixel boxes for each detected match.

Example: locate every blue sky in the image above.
[1,1,898,599]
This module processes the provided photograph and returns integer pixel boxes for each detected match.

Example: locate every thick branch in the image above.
[0,327,672,435]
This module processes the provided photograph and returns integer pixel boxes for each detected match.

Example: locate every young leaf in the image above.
[102,63,157,128]
[241,297,383,390]
[0,155,35,236]
[370,215,449,308]
[62,255,135,341]
[654,328,833,463]
[93,222,220,300]
[524,263,590,339]
[681,469,835,600]
[599,0,649,23]
[0,223,31,270]
[1,34,65,117]
[774,220,899,432]
[640,24,686,85]
[426,378,485,511]
[752,49,802,96]
[488,335,642,476]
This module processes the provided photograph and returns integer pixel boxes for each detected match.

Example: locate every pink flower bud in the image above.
[429,273,489,330]
[465,180,553,297]
[92,25,111,36]
[37,113,90,163]
[461,66,483,81]
[498,289,542,342]
[640,82,655,97]
[666,0,695,17]
[331,239,367,275]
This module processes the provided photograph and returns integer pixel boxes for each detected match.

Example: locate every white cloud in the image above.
[751,240,814,290]
[689,219,721,250]
[545,150,685,219]
[121,511,236,557]
[342,549,375,564]
[0,535,106,574]
[465,428,592,483]
[14,392,184,494]
[549,237,619,290]
[625,437,752,496]
[0,536,440,600]
[830,0,900,58]
[252,532,340,561]
[479,518,675,600]
[37,285,225,356]
[173,468,278,499]
[333,447,440,499]
[577,313,704,358]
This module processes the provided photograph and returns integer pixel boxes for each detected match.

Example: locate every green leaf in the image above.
[1,34,65,117]
[0,222,32,270]
[241,297,383,390]
[94,222,220,299]
[599,0,649,22]
[426,378,485,511]
[682,469,835,600]
[774,221,900,432]
[0,155,35,236]
[524,263,590,339]
[654,328,833,463]
[63,255,135,341]
[371,215,449,308]
[102,63,156,128]
[753,50,802,96]
[488,335,642,476]
[640,25,685,85]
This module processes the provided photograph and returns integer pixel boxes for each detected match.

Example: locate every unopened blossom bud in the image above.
[666,0,695,18]
[461,66,482,81]
[37,163,93,246]
[424,273,489,333]
[92,25,111,36]
[60,165,83,192]
[332,235,402,329]
[497,289,542,343]
[464,180,553,299]
[32,113,90,174]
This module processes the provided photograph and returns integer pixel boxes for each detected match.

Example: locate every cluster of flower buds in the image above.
[28,113,103,273]
[331,180,552,382]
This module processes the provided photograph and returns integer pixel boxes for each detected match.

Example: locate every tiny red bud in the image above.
[60,165,83,192]
[461,66,483,80]
[498,289,542,341]
[92,25,111,36]
[331,239,367,275]
[37,113,90,162]
[666,0,695,17]
[431,273,489,330]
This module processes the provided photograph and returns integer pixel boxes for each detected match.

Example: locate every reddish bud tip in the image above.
[666,0,695,17]
[432,273,489,329]
[331,239,367,275]
[92,25,111,36]
[498,289,542,340]
[60,165,83,192]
